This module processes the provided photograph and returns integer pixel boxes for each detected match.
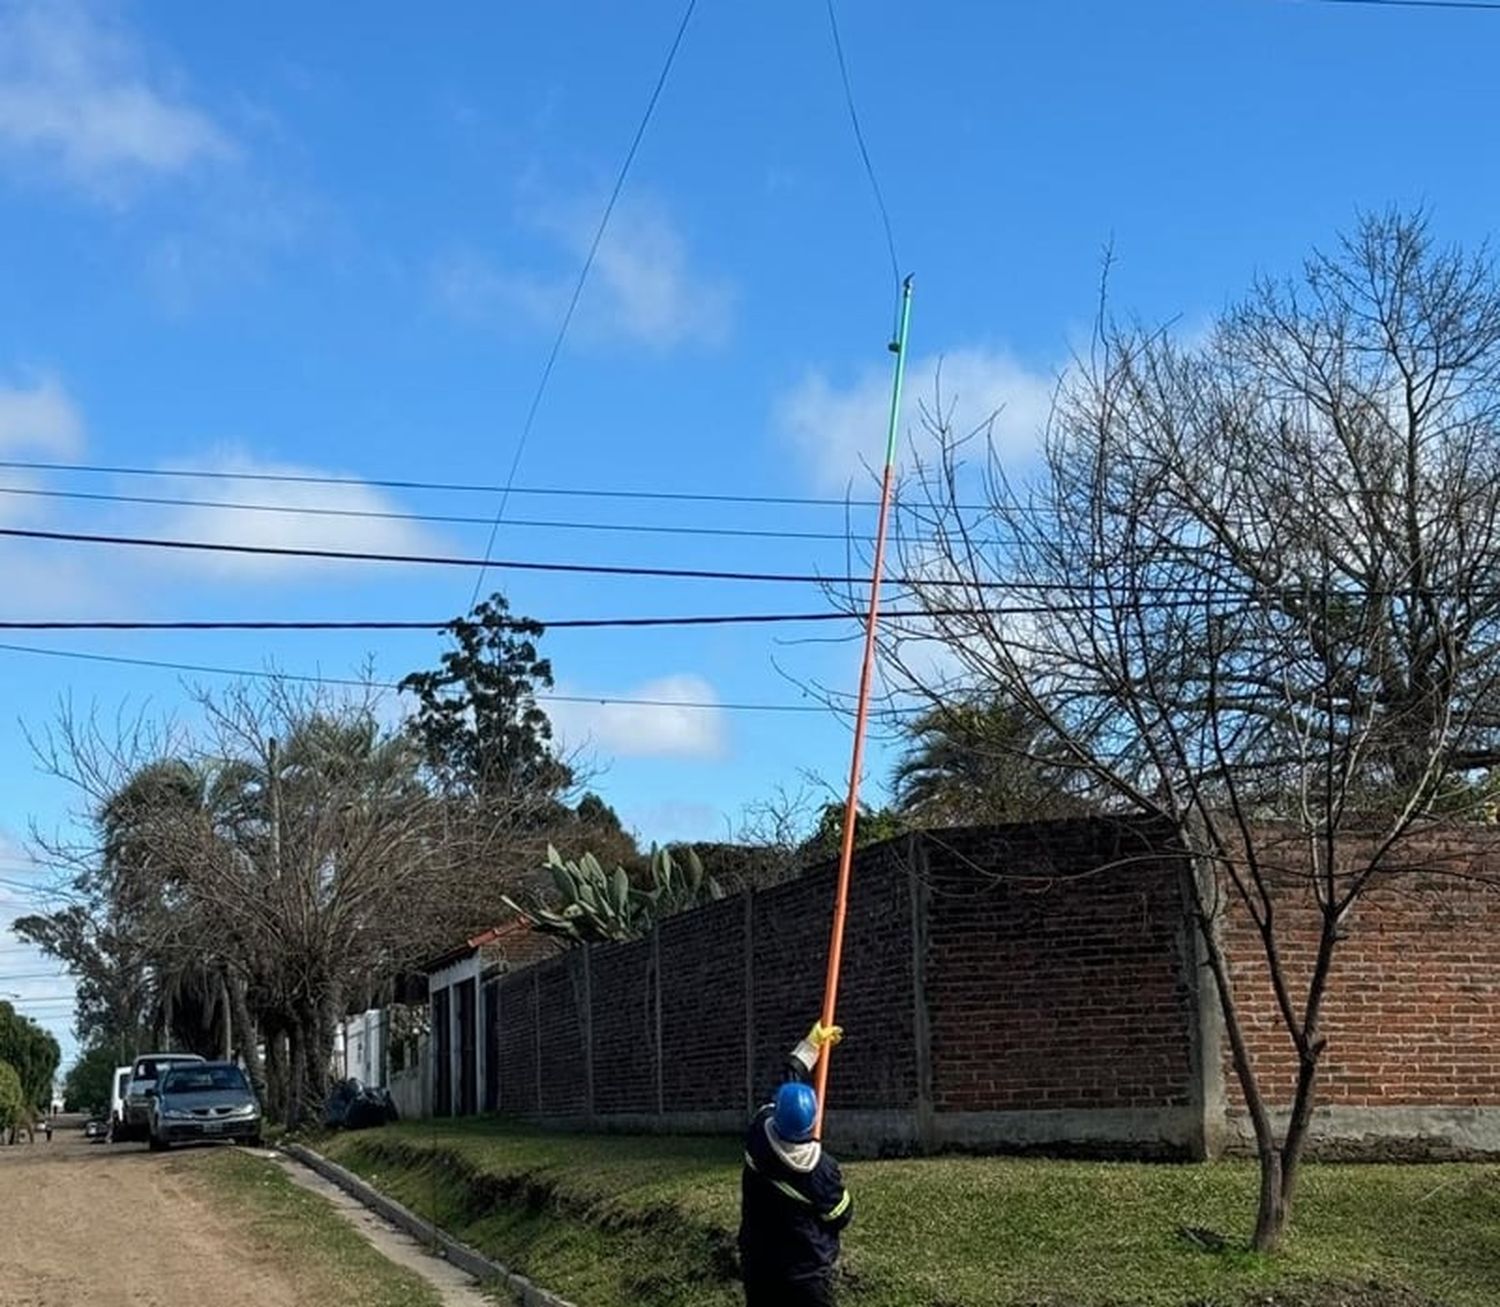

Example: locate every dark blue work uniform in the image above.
[738,1066,853,1307]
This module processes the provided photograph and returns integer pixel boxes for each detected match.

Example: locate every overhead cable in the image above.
[1305,0,1500,10]
[824,0,902,296]
[0,457,984,512]
[471,0,700,604]
[0,642,836,714]
[0,483,922,545]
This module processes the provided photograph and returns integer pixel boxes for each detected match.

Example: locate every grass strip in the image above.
[178,1147,448,1307]
[320,1119,1500,1307]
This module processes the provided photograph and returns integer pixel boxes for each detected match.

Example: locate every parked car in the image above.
[108,1065,132,1141]
[147,1062,262,1151]
[118,1052,206,1143]
[83,1118,106,1139]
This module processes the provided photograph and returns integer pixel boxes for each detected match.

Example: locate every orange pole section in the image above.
[814,277,912,1137]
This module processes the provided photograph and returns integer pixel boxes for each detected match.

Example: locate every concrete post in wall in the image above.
[581,944,596,1127]
[1177,844,1228,1160]
[906,833,936,1152]
[743,888,756,1117]
[652,921,665,1119]
[533,967,543,1115]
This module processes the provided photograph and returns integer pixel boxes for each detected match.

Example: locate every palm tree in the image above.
[893,699,1085,827]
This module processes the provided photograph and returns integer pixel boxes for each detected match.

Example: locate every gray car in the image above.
[147,1062,262,1150]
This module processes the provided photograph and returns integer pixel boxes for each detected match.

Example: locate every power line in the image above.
[824,0,902,298]
[0,524,872,584]
[1304,0,1500,10]
[471,0,700,605]
[0,483,914,545]
[0,606,1074,633]
[0,642,835,714]
[13,523,1500,604]
[0,458,973,511]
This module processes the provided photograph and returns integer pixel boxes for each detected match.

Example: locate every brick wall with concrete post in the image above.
[486,818,1210,1157]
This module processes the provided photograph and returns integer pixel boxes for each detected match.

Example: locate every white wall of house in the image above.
[388,1031,431,1120]
[428,953,482,1117]
[337,1008,386,1086]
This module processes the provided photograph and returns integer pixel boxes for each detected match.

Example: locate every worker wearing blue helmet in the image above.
[738,1021,853,1306]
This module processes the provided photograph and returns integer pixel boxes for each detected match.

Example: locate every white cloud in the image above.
[0,0,230,197]
[434,196,734,351]
[549,674,728,760]
[780,347,1057,493]
[149,451,445,581]
[0,374,84,456]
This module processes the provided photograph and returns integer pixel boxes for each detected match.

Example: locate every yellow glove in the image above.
[808,1021,844,1049]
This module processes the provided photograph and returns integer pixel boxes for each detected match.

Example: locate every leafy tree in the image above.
[0,1061,24,1139]
[399,594,572,802]
[0,1001,60,1110]
[799,801,907,863]
[63,1043,119,1115]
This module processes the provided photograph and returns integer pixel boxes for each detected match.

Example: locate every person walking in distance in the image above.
[738,1021,853,1306]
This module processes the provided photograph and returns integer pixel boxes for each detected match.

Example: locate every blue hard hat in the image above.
[773,1081,818,1143]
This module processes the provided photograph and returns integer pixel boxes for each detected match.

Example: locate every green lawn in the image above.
[318,1119,1500,1307]
[179,1147,447,1307]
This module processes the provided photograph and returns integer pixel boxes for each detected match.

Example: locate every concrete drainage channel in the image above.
[264,1142,578,1307]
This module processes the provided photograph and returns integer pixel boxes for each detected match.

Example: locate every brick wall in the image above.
[589,935,655,1115]
[660,893,750,1112]
[483,818,1203,1153]
[924,820,1198,1115]
[1219,831,1500,1114]
[496,972,537,1114]
[536,955,588,1116]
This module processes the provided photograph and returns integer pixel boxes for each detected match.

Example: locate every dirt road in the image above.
[0,1124,312,1307]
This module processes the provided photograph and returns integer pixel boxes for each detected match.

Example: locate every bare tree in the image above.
[24,677,521,1125]
[882,211,1500,1249]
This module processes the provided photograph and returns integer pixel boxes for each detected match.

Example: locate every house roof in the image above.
[419,916,535,975]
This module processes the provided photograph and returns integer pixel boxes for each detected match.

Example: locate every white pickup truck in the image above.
[115,1052,205,1143]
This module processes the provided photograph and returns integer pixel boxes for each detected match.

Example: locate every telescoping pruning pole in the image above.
[814,275,913,1137]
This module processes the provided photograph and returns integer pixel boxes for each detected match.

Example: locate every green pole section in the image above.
[883,276,915,467]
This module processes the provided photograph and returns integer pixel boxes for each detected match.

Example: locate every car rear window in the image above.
[134,1056,200,1081]
[160,1066,248,1094]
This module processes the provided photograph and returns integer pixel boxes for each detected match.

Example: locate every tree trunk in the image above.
[1253,1146,1287,1252]
[264,1021,288,1123]
[1279,1056,1321,1216]
[287,1019,307,1129]
[219,974,233,1062]
[230,979,266,1104]
[1182,854,1288,1253]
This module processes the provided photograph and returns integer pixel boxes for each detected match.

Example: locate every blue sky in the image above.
[2,0,1498,1066]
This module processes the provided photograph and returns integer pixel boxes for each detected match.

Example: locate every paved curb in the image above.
[280,1141,578,1307]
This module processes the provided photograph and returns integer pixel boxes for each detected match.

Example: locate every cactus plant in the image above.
[505,844,724,945]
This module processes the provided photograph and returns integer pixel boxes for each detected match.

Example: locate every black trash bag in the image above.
[324,1078,399,1130]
